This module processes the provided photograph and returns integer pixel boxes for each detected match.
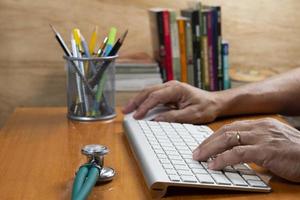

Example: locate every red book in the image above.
[207,10,217,91]
[162,10,174,81]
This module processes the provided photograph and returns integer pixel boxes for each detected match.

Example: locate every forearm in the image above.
[215,67,300,117]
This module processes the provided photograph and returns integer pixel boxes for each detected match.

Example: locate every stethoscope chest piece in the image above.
[99,167,115,182]
[81,144,115,182]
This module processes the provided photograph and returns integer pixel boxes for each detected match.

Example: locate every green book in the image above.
[169,10,181,81]
[185,20,194,86]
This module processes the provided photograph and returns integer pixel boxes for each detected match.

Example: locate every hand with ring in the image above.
[192,118,300,182]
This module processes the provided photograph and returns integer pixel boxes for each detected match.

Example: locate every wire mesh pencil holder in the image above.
[64,55,118,121]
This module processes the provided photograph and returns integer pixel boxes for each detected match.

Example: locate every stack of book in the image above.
[149,2,230,91]
[115,52,162,91]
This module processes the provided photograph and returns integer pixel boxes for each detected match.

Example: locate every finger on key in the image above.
[199,120,254,149]
[193,130,253,161]
[208,145,259,170]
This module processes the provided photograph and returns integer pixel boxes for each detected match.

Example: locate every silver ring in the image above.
[236,131,241,145]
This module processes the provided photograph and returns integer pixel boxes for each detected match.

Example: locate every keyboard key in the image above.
[180,175,198,183]
[185,159,199,164]
[163,146,176,151]
[154,149,165,154]
[177,170,193,176]
[169,175,181,182]
[182,154,192,159]
[171,138,184,143]
[192,168,207,174]
[207,169,223,174]
[151,144,162,150]
[242,175,261,181]
[160,159,171,164]
[178,149,192,155]
[171,123,184,129]
[171,160,186,165]
[233,164,249,170]
[149,140,159,146]
[168,155,182,160]
[188,163,203,169]
[211,174,232,185]
[157,154,167,159]
[176,146,190,150]
[189,145,198,150]
[247,180,267,188]
[238,169,256,175]
[165,150,180,156]
[160,142,173,147]
[201,162,208,168]
[225,172,248,186]
[223,166,236,172]
[163,164,174,169]
[165,169,177,175]
[196,174,215,184]
[174,165,189,171]
[183,124,198,133]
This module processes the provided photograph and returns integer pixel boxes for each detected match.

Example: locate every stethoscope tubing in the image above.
[72,164,100,200]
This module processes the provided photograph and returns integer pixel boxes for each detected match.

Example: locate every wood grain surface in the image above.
[0,107,299,199]
[0,0,300,127]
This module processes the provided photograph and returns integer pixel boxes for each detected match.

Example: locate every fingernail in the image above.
[192,149,200,159]
[155,116,165,121]
[133,112,140,119]
[208,161,215,169]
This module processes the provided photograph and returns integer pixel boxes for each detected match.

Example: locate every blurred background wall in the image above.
[0,0,300,127]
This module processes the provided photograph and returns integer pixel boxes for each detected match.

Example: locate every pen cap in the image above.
[107,27,117,46]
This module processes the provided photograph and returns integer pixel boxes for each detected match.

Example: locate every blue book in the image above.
[211,7,219,91]
[221,41,230,89]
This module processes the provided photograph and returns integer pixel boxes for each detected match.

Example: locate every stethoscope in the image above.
[71,144,115,200]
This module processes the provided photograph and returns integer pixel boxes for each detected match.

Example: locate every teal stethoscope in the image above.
[71,144,115,200]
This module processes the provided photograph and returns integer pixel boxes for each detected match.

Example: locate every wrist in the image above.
[213,89,237,118]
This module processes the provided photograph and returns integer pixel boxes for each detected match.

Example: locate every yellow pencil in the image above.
[89,26,98,55]
[73,28,83,53]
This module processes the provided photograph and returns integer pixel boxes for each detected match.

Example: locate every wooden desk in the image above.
[0,107,299,199]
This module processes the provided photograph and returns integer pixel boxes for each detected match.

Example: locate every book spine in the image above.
[197,2,204,89]
[185,20,194,86]
[201,11,210,90]
[207,10,217,91]
[211,8,219,91]
[222,41,230,89]
[162,10,174,81]
[177,18,188,83]
[149,10,168,82]
[169,11,181,81]
[181,10,194,86]
[192,10,202,88]
[216,7,223,90]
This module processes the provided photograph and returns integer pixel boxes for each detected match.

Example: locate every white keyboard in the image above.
[123,119,271,197]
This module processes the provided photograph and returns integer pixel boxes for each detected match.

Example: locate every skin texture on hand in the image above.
[192,118,300,182]
[122,81,222,124]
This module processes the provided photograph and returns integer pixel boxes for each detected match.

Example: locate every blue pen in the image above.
[80,33,96,74]
[103,27,117,56]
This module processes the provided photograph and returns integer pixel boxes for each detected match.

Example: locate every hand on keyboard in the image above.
[122,81,221,124]
[124,119,271,194]
[193,118,300,182]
